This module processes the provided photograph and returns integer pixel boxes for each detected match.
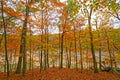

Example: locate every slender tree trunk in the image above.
[40,32,43,71]
[29,32,32,70]
[40,48,43,71]
[98,48,101,70]
[73,25,78,69]
[66,47,68,68]
[86,46,89,69]
[79,31,83,71]
[88,8,98,73]
[16,43,23,74]
[104,29,113,71]
[22,0,32,76]
[112,49,117,67]
[40,1,44,71]
[66,48,69,68]
[4,61,6,72]
[58,25,61,68]
[22,17,27,77]
[44,27,48,69]
[10,50,13,72]
[46,42,49,68]
[44,50,46,69]
[29,27,32,70]
[40,30,43,71]
[38,49,41,69]
[16,0,30,76]
[32,51,34,70]
[1,0,10,77]
[13,49,17,70]
[60,33,64,68]
[32,51,34,80]
[46,30,49,68]
[68,42,72,68]
[44,1,49,68]
[60,14,67,68]
[95,20,102,70]
[0,33,4,47]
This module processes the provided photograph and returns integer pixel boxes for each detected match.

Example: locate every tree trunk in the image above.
[44,50,46,69]
[66,47,68,68]
[40,30,43,71]
[0,33,4,47]
[79,31,83,71]
[88,8,98,73]
[68,42,72,68]
[13,49,17,70]
[95,20,102,70]
[58,25,61,68]
[46,31,49,68]
[10,50,13,72]
[73,25,78,69]
[104,29,113,72]
[60,33,64,68]
[1,0,10,77]
[29,26,32,70]
[16,0,30,76]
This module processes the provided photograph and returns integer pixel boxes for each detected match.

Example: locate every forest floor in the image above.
[0,68,120,80]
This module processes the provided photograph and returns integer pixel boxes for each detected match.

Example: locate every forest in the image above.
[0,0,120,80]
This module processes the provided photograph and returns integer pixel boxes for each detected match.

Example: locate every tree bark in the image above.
[88,7,98,73]
[79,31,83,71]
[16,0,30,76]
[73,25,78,69]
[1,0,10,77]
[104,29,113,72]
[68,42,72,68]
[60,33,64,68]
[95,20,102,70]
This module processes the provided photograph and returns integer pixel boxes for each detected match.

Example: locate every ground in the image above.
[0,68,120,80]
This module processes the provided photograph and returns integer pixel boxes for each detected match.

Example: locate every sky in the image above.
[60,0,66,2]
[6,0,120,32]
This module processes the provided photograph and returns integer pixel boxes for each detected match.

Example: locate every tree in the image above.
[1,0,10,77]
[52,1,67,68]
[67,0,80,69]
[95,19,102,70]
[16,0,32,76]
[82,0,98,73]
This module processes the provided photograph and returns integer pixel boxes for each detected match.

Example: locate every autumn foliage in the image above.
[0,0,120,79]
